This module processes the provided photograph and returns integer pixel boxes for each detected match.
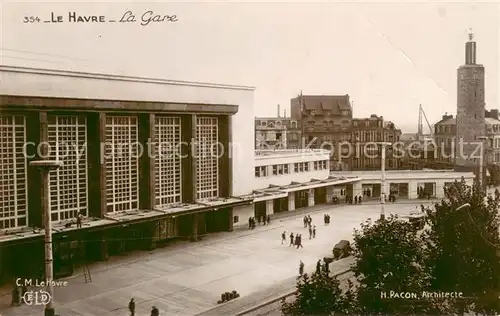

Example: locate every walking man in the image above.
[281,231,286,244]
[308,226,313,239]
[129,298,136,316]
[312,225,316,238]
[316,259,321,273]
[299,260,304,276]
[303,216,308,228]
[289,232,295,247]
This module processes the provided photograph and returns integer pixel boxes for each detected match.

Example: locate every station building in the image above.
[0,65,255,282]
[0,65,478,285]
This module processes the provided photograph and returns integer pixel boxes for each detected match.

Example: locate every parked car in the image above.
[333,240,351,260]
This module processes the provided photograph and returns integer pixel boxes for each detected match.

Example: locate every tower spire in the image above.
[465,28,477,65]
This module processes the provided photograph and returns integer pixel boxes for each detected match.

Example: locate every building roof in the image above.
[436,117,456,126]
[302,95,352,113]
[486,117,500,125]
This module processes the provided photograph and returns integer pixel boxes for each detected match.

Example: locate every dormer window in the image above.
[261,121,267,126]
[291,121,297,129]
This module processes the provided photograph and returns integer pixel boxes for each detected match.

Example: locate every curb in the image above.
[233,268,353,316]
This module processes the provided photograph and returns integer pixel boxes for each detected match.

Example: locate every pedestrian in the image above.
[281,231,286,244]
[296,234,303,249]
[289,232,294,246]
[323,214,327,225]
[76,212,83,228]
[354,195,358,204]
[263,215,267,225]
[251,217,256,229]
[312,225,316,238]
[129,298,136,316]
[316,259,321,273]
[358,195,362,204]
[299,260,304,276]
[267,214,271,224]
[151,306,159,316]
[303,216,308,228]
[299,235,303,248]
[308,215,312,224]
[248,217,252,229]
[308,226,312,239]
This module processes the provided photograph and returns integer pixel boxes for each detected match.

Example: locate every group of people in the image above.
[248,215,271,229]
[129,298,159,316]
[297,258,330,276]
[344,195,363,204]
[282,231,304,248]
[323,213,331,225]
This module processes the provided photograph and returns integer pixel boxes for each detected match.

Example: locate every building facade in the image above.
[434,110,500,166]
[347,115,402,170]
[455,31,486,168]
[290,94,352,169]
[233,149,362,229]
[331,170,474,200]
[0,65,255,283]
[255,107,301,149]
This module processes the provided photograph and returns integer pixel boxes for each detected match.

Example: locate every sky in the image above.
[1,1,498,132]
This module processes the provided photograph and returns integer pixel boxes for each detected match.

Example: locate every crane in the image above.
[417,104,433,140]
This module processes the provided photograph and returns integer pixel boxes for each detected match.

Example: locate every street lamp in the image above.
[477,136,489,193]
[378,142,392,220]
[30,160,63,316]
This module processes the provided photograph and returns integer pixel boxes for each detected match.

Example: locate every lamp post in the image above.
[378,142,392,220]
[29,160,63,316]
[477,136,489,193]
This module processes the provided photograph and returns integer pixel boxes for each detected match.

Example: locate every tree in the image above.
[281,268,356,315]
[351,215,436,315]
[422,179,500,314]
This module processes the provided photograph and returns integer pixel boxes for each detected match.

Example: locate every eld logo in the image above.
[22,290,52,306]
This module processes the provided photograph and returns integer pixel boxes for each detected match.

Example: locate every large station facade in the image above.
[0,66,476,285]
[0,65,255,283]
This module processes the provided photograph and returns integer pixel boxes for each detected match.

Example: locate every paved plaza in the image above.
[1,202,430,316]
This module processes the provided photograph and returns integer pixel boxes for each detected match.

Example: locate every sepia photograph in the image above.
[0,1,499,315]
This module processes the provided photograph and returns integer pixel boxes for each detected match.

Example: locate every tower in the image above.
[455,29,486,167]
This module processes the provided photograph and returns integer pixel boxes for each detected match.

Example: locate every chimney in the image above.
[491,109,499,119]
[277,104,281,117]
[284,109,287,117]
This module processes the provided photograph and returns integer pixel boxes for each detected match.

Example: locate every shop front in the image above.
[295,190,309,209]
[273,197,289,213]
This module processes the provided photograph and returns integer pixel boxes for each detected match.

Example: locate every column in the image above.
[326,186,334,203]
[26,112,42,228]
[181,115,197,203]
[308,189,315,207]
[192,214,199,241]
[288,192,295,211]
[227,208,234,232]
[218,115,232,197]
[139,114,155,210]
[39,112,50,229]
[408,181,418,199]
[435,180,445,198]
[353,182,362,197]
[88,112,107,218]
[266,199,274,215]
